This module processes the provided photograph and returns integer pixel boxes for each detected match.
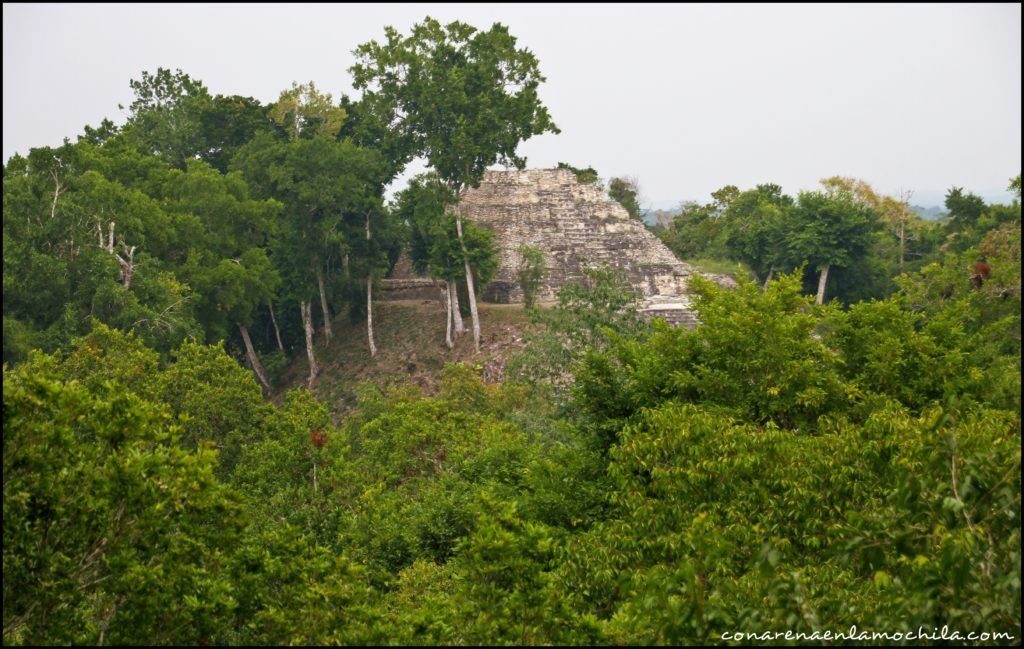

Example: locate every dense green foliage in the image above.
[652,175,1019,306]
[6,249,1019,643]
[3,16,1021,647]
[2,73,400,381]
[608,176,643,220]
[394,174,498,289]
[507,264,646,401]
[3,326,389,645]
[557,162,601,185]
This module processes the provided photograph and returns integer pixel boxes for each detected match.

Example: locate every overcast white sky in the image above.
[4,3,1021,207]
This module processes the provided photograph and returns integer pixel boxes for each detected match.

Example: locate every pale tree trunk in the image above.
[317,268,333,343]
[367,277,377,357]
[444,281,454,349]
[50,169,64,221]
[454,209,481,353]
[462,258,481,353]
[115,243,136,289]
[450,281,466,334]
[897,188,913,275]
[97,220,136,289]
[898,220,906,274]
[239,324,271,392]
[816,264,831,305]
[268,302,285,352]
[366,212,377,357]
[300,301,319,389]
[763,266,774,289]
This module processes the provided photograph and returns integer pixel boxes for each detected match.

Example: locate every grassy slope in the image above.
[681,257,755,279]
[275,299,533,417]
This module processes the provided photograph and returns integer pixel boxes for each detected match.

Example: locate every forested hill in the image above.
[273,299,533,417]
[4,15,1022,647]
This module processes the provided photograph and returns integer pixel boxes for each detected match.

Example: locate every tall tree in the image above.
[269,82,348,344]
[820,177,933,277]
[270,81,347,144]
[608,176,643,220]
[396,174,497,349]
[782,189,880,304]
[880,190,916,274]
[196,94,276,172]
[944,186,987,229]
[232,121,385,389]
[345,196,400,357]
[351,17,559,352]
[121,68,213,169]
[721,183,793,284]
[397,176,468,349]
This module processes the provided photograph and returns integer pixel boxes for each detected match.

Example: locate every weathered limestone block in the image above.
[460,168,734,326]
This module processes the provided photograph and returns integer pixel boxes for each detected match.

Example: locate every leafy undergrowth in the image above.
[275,299,534,417]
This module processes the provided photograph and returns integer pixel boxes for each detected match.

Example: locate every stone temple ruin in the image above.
[383,168,734,326]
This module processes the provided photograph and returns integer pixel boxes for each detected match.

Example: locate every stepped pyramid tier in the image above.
[459,168,734,326]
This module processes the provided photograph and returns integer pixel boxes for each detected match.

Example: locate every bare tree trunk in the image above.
[454,210,481,353]
[444,281,454,349]
[316,268,332,343]
[268,302,285,352]
[239,324,271,392]
[897,188,913,275]
[463,260,481,352]
[50,169,64,221]
[300,301,319,389]
[116,243,136,289]
[450,281,466,334]
[763,266,774,289]
[367,276,377,357]
[816,264,831,305]
[898,220,906,274]
[365,212,377,357]
[97,221,136,289]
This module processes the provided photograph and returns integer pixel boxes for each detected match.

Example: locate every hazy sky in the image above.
[4,3,1021,207]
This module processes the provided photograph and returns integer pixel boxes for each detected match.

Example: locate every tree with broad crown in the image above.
[722,183,794,284]
[121,68,212,169]
[350,16,559,352]
[608,176,642,221]
[782,188,880,304]
[944,187,987,229]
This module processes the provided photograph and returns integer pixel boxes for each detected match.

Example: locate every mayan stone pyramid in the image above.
[459,168,734,326]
